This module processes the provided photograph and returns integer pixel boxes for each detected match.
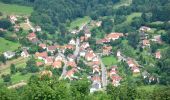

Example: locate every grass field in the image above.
[102,56,117,66]
[125,12,142,24]
[0,2,33,15]
[11,73,33,84]
[137,85,166,92]
[69,16,91,30]
[113,0,132,9]
[0,37,20,54]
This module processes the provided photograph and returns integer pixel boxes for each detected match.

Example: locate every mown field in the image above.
[0,2,33,15]
[102,56,118,67]
[0,37,20,54]
[68,16,91,30]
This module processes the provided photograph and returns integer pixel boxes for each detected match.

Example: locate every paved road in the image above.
[74,38,80,57]
[59,52,68,80]
[26,17,35,32]
[98,55,107,88]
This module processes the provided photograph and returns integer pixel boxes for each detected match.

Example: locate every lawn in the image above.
[68,16,91,30]
[102,56,117,66]
[113,0,132,9]
[0,2,33,15]
[11,73,33,84]
[0,37,20,54]
[125,12,142,24]
[137,85,166,92]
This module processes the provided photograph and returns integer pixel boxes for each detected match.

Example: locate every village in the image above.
[0,14,163,92]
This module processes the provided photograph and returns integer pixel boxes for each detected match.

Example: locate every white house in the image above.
[3,51,15,59]
[21,50,29,58]
[69,39,76,45]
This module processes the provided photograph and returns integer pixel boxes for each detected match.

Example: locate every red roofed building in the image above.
[111,75,122,86]
[102,46,112,55]
[65,68,78,80]
[36,62,44,67]
[85,52,96,61]
[45,57,53,65]
[35,52,48,60]
[67,61,77,67]
[39,44,47,49]
[65,44,75,50]
[92,65,100,74]
[52,60,62,68]
[27,32,36,40]
[106,33,123,40]
[142,39,150,48]
[47,46,56,53]
[155,51,161,59]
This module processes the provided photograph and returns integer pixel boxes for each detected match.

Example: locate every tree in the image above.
[2,74,11,83]
[10,64,17,74]
[0,54,6,64]
[71,78,90,99]
[101,18,114,33]
[25,58,39,73]
[0,19,12,29]
[127,32,140,49]
[64,49,74,56]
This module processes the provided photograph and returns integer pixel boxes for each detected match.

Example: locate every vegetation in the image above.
[102,56,117,66]
[0,37,20,54]
[0,2,33,15]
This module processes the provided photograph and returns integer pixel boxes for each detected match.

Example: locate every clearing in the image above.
[0,2,33,15]
[68,16,91,30]
[102,56,117,67]
[0,37,20,54]
[113,0,132,9]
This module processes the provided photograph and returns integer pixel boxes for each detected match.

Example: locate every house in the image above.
[90,75,101,93]
[55,55,63,61]
[131,66,140,73]
[111,75,122,87]
[102,46,112,55]
[44,57,53,65]
[35,52,48,60]
[67,54,75,61]
[3,51,15,59]
[79,50,86,57]
[30,38,39,44]
[92,56,99,62]
[85,52,96,61]
[142,39,150,48]
[127,59,140,73]
[92,65,100,74]
[36,62,44,67]
[21,50,29,58]
[27,32,36,41]
[109,68,117,77]
[35,26,41,32]
[65,68,78,80]
[80,36,88,42]
[81,42,90,50]
[139,26,151,32]
[96,38,110,44]
[40,70,52,77]
[152,35,162,44]
[155,51,161,59]
[67,61,77,67]
[69,39,76,45]
[52,60,62,68]
[39,43,47,49]
[65,44,75,50]
[47,46,56,53]
[9,15,17,24]
[106,33,124,41]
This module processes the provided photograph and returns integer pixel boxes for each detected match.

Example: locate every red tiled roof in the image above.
[52,60,62,68]
[35,52,48,58]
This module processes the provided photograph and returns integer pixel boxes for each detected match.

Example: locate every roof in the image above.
[143,39,150,45]
[35,52,48,58]
[27,32,36,38]
[36,62,44,66]
[111,75,122,81]
[107,33,123,39]
[52,60,62,68]
[47,46,56,51]
[85,52,96,59]
[91,75,101,82]
[39,43,46,48]
[67,61,77,67]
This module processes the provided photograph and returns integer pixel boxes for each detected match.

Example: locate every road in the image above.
[59,52,68,80]
[98,55,107,89]
[74,38,80,57]
[26,17,35,32]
